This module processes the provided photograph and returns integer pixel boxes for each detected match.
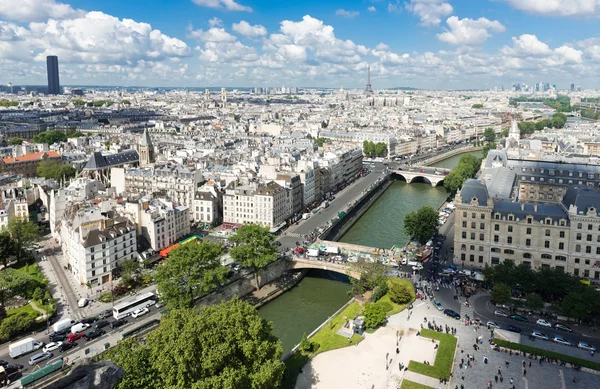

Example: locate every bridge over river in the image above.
[392,165,451,187]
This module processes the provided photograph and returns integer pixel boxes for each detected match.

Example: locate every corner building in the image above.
[454,179,600,284]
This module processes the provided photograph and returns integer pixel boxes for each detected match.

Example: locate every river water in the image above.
[259,150,482,353]
[258,270,351,353]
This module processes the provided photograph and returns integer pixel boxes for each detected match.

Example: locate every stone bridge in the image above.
[287,257,360,279]
[392,166,448,187]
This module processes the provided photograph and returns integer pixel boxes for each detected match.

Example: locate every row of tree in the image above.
[362,141,387,158]
[0,100,18,107]
[509,96,572,112]
[32,130,84,145]
[36,160,78,182]
[156,224,278,309]
[485,262,600,322]
[518,113,567,136]
[443,154,482,194]
[404,205,439,244]
[580,108,600,120]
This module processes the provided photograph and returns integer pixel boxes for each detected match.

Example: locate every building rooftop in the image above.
[83,150,139,171]
[2,151,60,164]
[561,186,600,216]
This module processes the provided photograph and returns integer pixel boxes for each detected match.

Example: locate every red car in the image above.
[66,332,83,343]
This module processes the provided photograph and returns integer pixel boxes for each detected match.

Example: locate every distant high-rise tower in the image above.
[365,66,372,93]
[46,56,60,95]
[570,83,575,92]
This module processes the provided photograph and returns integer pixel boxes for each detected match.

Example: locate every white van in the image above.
[53,318,76,333]
[407,260,419,267]
[77,298,88,308]
[71,323,90,334]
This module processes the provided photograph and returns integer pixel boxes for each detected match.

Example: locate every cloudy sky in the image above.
[1,0,599,89]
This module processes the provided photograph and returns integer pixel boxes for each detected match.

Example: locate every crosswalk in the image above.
[284,232,304,238]
[421,280,454,290]
[460,304,475,320]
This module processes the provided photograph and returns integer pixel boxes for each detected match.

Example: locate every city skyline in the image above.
[0,0,599,89]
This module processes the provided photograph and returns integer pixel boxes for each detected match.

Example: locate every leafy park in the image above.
[407,329,457,380]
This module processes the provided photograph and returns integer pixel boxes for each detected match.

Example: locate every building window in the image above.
[574,268,579,276]
[586,246,592,254]
[578,223,582,229]
[576,244,581,253]
[491,248,500,253]
[575,258,580,263]
[463,212,467,218]
[587,234,593,242]
[526,228,531,235]
[507,237,513,244]
[545,229,551,237]
[556,255,566,262]
[469,255,474,262]
[494,235,499,243]
[494,224,499,231]
[461,253,466,261]
[462,221,467,228]
[527,217,532,224]
[471,222,476,229]
[462,232,466,239]
[559,242,564,250]
[479,256,483,263]
[589,224,594,230]
[481,214,485,220]
[472,213,476,218]
[523,253,532,259]
[480,223,485,229]
[576,233,582,240]
[470,233,475,240]
[494,214,500,220]
[491,257,500,265]
[560,231,565,238]
[479,234,484,241]
[504,249,514,255]
[525,239,531,246]
[544,241,550,248]
[541,254,552,260]
[508,226,513,233]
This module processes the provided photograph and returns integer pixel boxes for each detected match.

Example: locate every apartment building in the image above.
[0,151,61,177]
[193,184,222,226]
[454,179,600,284]
[126,199,189,251]
[223,180,290,229]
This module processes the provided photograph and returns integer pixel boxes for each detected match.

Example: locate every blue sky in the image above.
[1,0,600,89]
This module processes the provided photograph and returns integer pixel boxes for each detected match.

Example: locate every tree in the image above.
[443,154,482,194]
[101,338,159,389]
[6,217,39,263]
[560,292,589,321]
[37,160,77,182]
[374,142,388,157]
[117,258,140,286]
[32,130,67,145]
[0,312,35,343]
[156,242,228,309]
[8,138,22,145]
[490,283,511,305]
[140,299,283,389]
[483,128,495,142]
[230,224,278,291]
[472,103,484,109]
[0,231,14,267]
[404,205,439,244]
[349,258,386,296]
[0,268,38,319]
[315,138,326,147]
[525,293,544,311]
[364,303,387,329]
[388,282,413,304]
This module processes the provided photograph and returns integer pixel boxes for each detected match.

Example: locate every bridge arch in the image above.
[391,172,408,182]
[408,176,432,185]
[287,258,360,279]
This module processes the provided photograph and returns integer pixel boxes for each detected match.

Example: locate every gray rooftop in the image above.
[460,179,489,205]
[561,186,600,216]
[83,150,139,171]
[493,201,568,223]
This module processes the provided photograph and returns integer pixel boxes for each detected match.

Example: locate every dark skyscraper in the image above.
[365,66,372,93]
[570,83,575,92]
[46,55,60,95]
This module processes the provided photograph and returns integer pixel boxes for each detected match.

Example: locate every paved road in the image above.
[278,163,387,248]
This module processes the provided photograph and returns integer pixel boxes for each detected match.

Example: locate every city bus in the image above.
[113,292,156,320]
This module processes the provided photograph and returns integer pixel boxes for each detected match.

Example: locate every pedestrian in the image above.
[510,378,514,385]
[494,375,498,383]
[529,361,531,368]
[523,369,527,377]
[499,376,503,383]
[498,368,501,375]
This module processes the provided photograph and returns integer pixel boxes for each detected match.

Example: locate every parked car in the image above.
[110,319,127,329]
[510,314,528,322]
[49,332,67,342]
[3,364,23,375]
[131,307,149,318]
[433,300,444,311]
[84,330,106,341]
[42,342,62,353]
[577,341,596,352]
[412,264,424,271]
[530,330,548,340]
[536,319,552,328]
[59,342,77,352]
[507,325,522,334]
[487,321,500,329]
[80,317,98,325]
[444,309,461,319]
[554,323,573,333]
[94,320,110,329]
[98,310,112,320]
[553,335,571,346]
[494,310,508,317]
[28,352,53,365]
[66,333,83,343]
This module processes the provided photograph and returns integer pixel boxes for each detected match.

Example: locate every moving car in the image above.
[66,333,84,343]
[554,323,573,333]
[94,320,110,329]
[84,330,106,341]
[444,309,461,319]
[507,325,522,333]
[42,342,63,353]
[487,321,500,329]
[510,314,528,322]
[536,319,552,328]
[553,335,571,346]
[530,330,548,340]
[412,264,424,271]
[59,342,77,352]
[433,300,444,311]
[71,323,90,334]
[131,307,149,318]
[77,298,88,308]
[494,310,508,317]
[98,310,112,320]
[28,352,53,365]
[577,341,596,352]
[80,317,98,325]
[110,319,127,329]
[49,332,67,342]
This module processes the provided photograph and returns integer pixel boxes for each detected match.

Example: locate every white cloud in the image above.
[208,17,222,27]
[437,16,505,46]
[232,20,267,37]
[191,0,252,12]
[188,26,237,42]
[501,34,551,57]
[368,6,376,12]
[503,0,600,17]
[388,1,401,13]
[335,9,360,18]
[405,0,453,26]
[577,38,600,62]
[0,0,84,22]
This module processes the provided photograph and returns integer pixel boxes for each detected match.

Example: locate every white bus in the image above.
[113,292,156,320]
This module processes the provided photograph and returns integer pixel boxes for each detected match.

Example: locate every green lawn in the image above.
[6,302,41,319]
[408,329,457,379]
[378,278,415,315]
[494,338,600,371]
[400,379,434,389]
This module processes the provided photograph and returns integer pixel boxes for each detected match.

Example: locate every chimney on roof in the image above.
[534,204,538,212]
[520,203,525,211]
